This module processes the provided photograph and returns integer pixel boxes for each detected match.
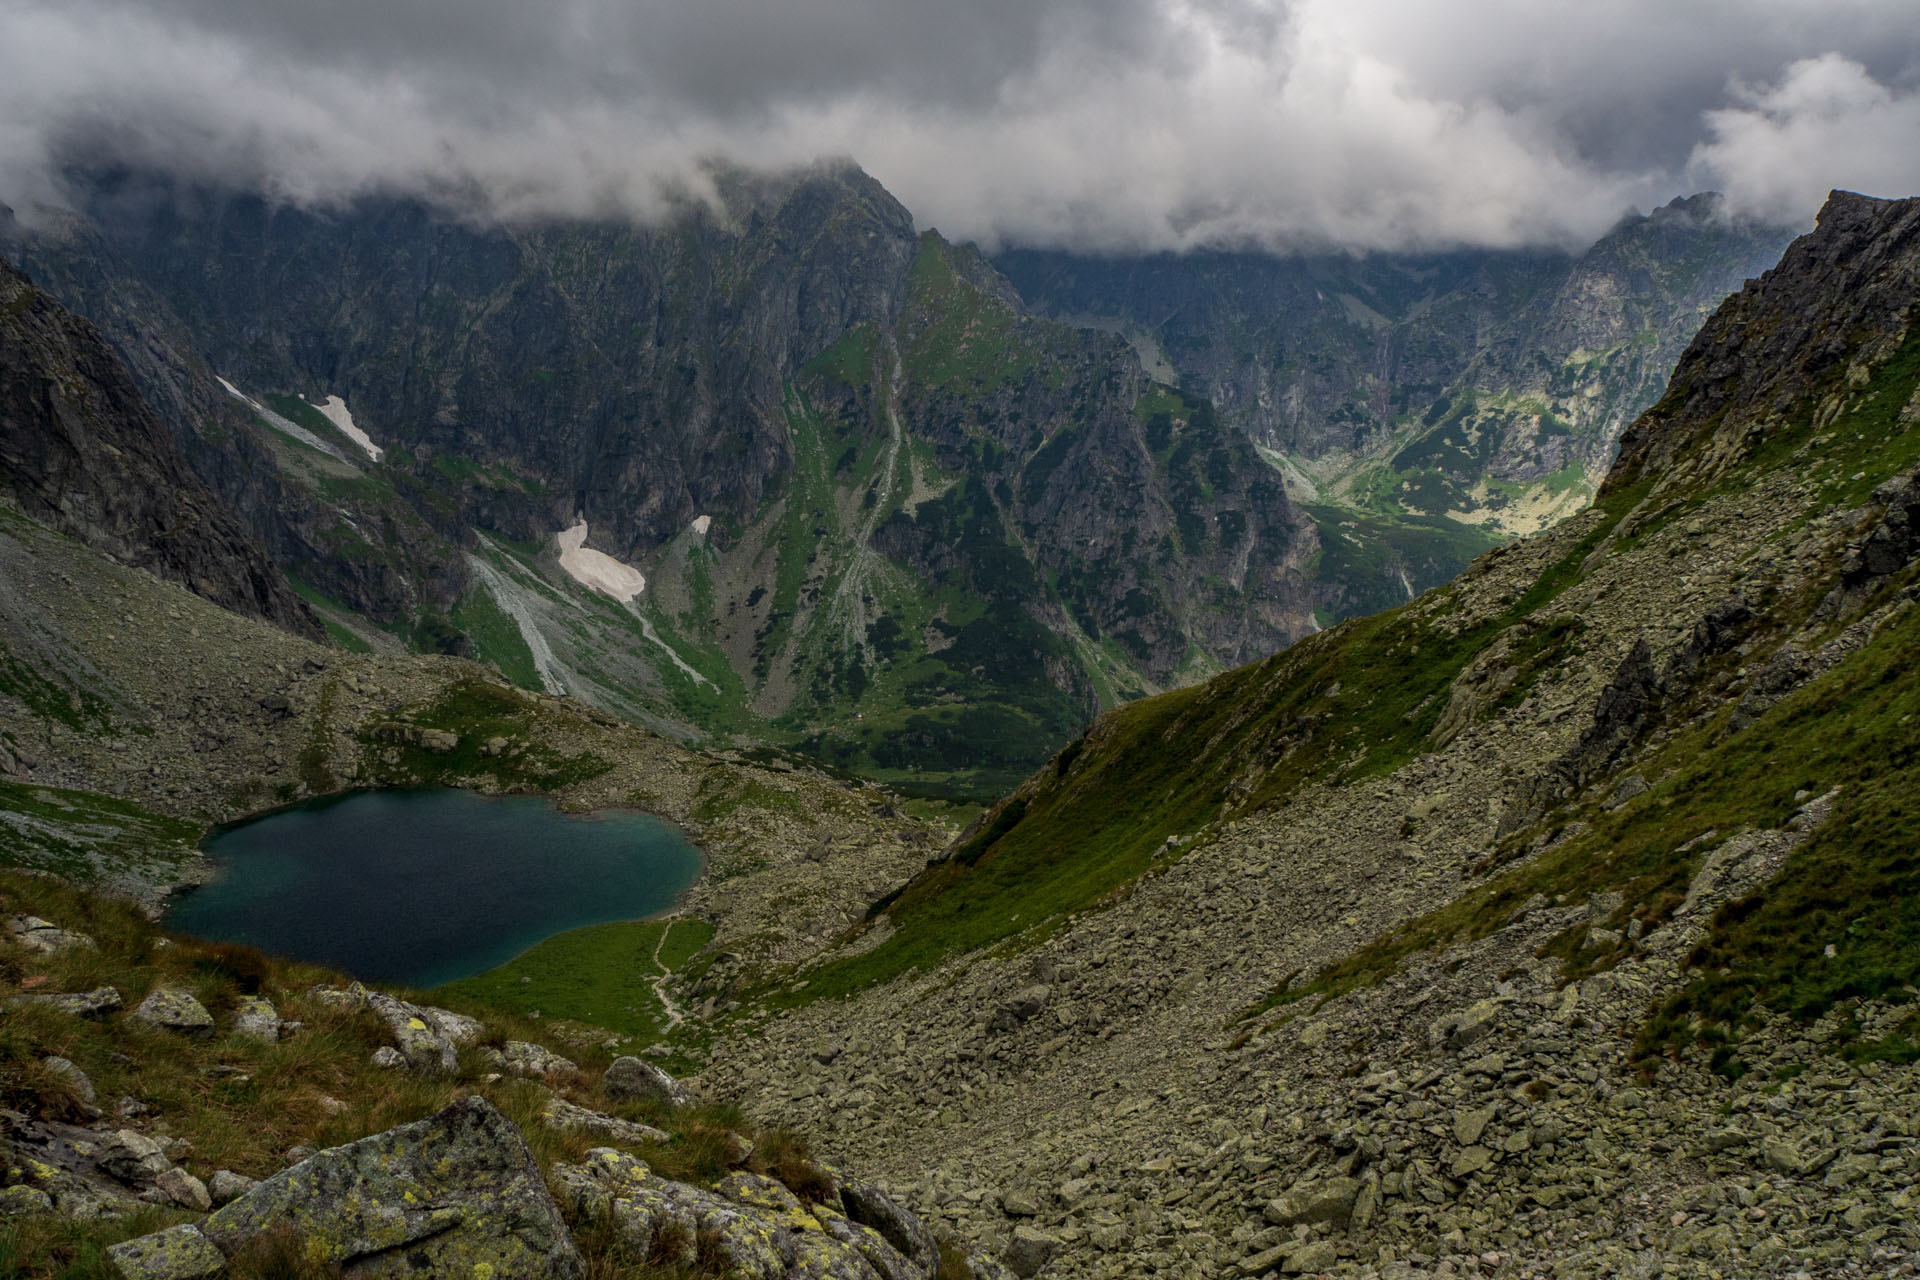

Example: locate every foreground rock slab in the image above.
[111,1096,581,1278]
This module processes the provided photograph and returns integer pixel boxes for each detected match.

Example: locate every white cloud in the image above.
[0,0,1915,251]
[1690,55,1920,223]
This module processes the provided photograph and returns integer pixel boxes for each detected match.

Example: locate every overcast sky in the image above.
[2,0,1917,253]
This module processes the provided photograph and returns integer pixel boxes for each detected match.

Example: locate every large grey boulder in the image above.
[842,1177,941,1279]
[603,1055,690,1107]
[108,1097,582,1277]
[231,995,282,1043]
[130,988,215,1037]
[552,1149,927,1280]
[1263,1175,1362,1228]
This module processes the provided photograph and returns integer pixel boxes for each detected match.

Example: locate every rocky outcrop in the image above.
[0,258,319,639]
[110,1097,583,1278]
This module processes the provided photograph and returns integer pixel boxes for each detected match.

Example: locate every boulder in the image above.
[106,1224,226,1280]
[6,914,96,953]
[550,1150,782,1277]
[231,995,282,1043]
[163,1096,584,1277]
[989,985,1052,1032]
[486,1039,578,1080]
[1003,1225,1058,1277]
[1429,999,1500,1052]
[363,991,477,1074]
[842,1177,942,1279]
[131,988,215,1037]
[206,1169,257,1207]
[41,1054,95,1105]
[1263,1175,1362,1228]
[156,1167,212,1212]
[96,1129,172,1186]
[539,1096,670,1145]
[603,1055,689,1107]
[370,1046,405,1069]
[7,987,122,1019]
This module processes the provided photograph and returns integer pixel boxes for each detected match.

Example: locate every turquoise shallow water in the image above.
[165,788,702,988]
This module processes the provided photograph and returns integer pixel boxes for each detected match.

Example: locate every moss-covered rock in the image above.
[191,1095,581,1277]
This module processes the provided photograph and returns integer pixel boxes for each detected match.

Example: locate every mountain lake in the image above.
[165,788,703,988]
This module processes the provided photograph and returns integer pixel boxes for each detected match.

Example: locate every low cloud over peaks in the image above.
[2,0,1917,251]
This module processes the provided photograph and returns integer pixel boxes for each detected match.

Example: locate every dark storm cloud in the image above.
[1,0,1917,251]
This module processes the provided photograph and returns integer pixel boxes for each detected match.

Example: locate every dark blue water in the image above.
[166,789,702,988]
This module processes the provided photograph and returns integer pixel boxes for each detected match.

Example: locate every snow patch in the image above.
[312,395,383,462]
[556,521,646,601]
[689,514,712,537]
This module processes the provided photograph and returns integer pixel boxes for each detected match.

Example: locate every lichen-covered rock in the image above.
[603,1054,689,1106]
[555,1150,925,1280]
[486,1039,578,1080]
[6,914,96,954]
[370,1046,405,1069]
[130,987,215,1037]
[0,1184,53,1214]
[6,986,121,1018]
[1262,1175,1361,1227]
[539,1095,669,1145]
[96,1129,172,1186]
[206,1168,256,1206]
[360,991,482,1074]
[231,995,281,1043]
[106,1224,226,1280]
[195,1095,580,1277]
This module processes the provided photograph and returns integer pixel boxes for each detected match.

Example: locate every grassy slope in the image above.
[770,479,1649,1004]
[435,919,716,1039]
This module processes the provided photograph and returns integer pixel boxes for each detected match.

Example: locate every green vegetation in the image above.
[902,236,1042,389]
[451,585,543,690]
[0,638,112,733]
[1637,604,1920,1070]
[362,679,611,792]
[0,781,201,883]
[435,919,715,1039]
[769,481,1648,1005]
[0,871,829,1277]
[1304,505,1503,621]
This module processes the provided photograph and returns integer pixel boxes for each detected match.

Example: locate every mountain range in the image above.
[0,156,1917,1279]
[1,169,1796,795]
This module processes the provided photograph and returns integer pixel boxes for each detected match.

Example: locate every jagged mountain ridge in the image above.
[3,167,1344,794]
[707,191,1920,1278]
[995,194,1800,536]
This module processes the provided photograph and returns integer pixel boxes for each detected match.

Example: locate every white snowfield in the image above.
[313,395,383,462]
[690,514,712,537]
[556,521,646,601]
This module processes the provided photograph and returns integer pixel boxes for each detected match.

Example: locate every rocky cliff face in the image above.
[4,167,1338,792]
[996,196,1799,535]
[0,258,318,639]
[707,191,1920,1278]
